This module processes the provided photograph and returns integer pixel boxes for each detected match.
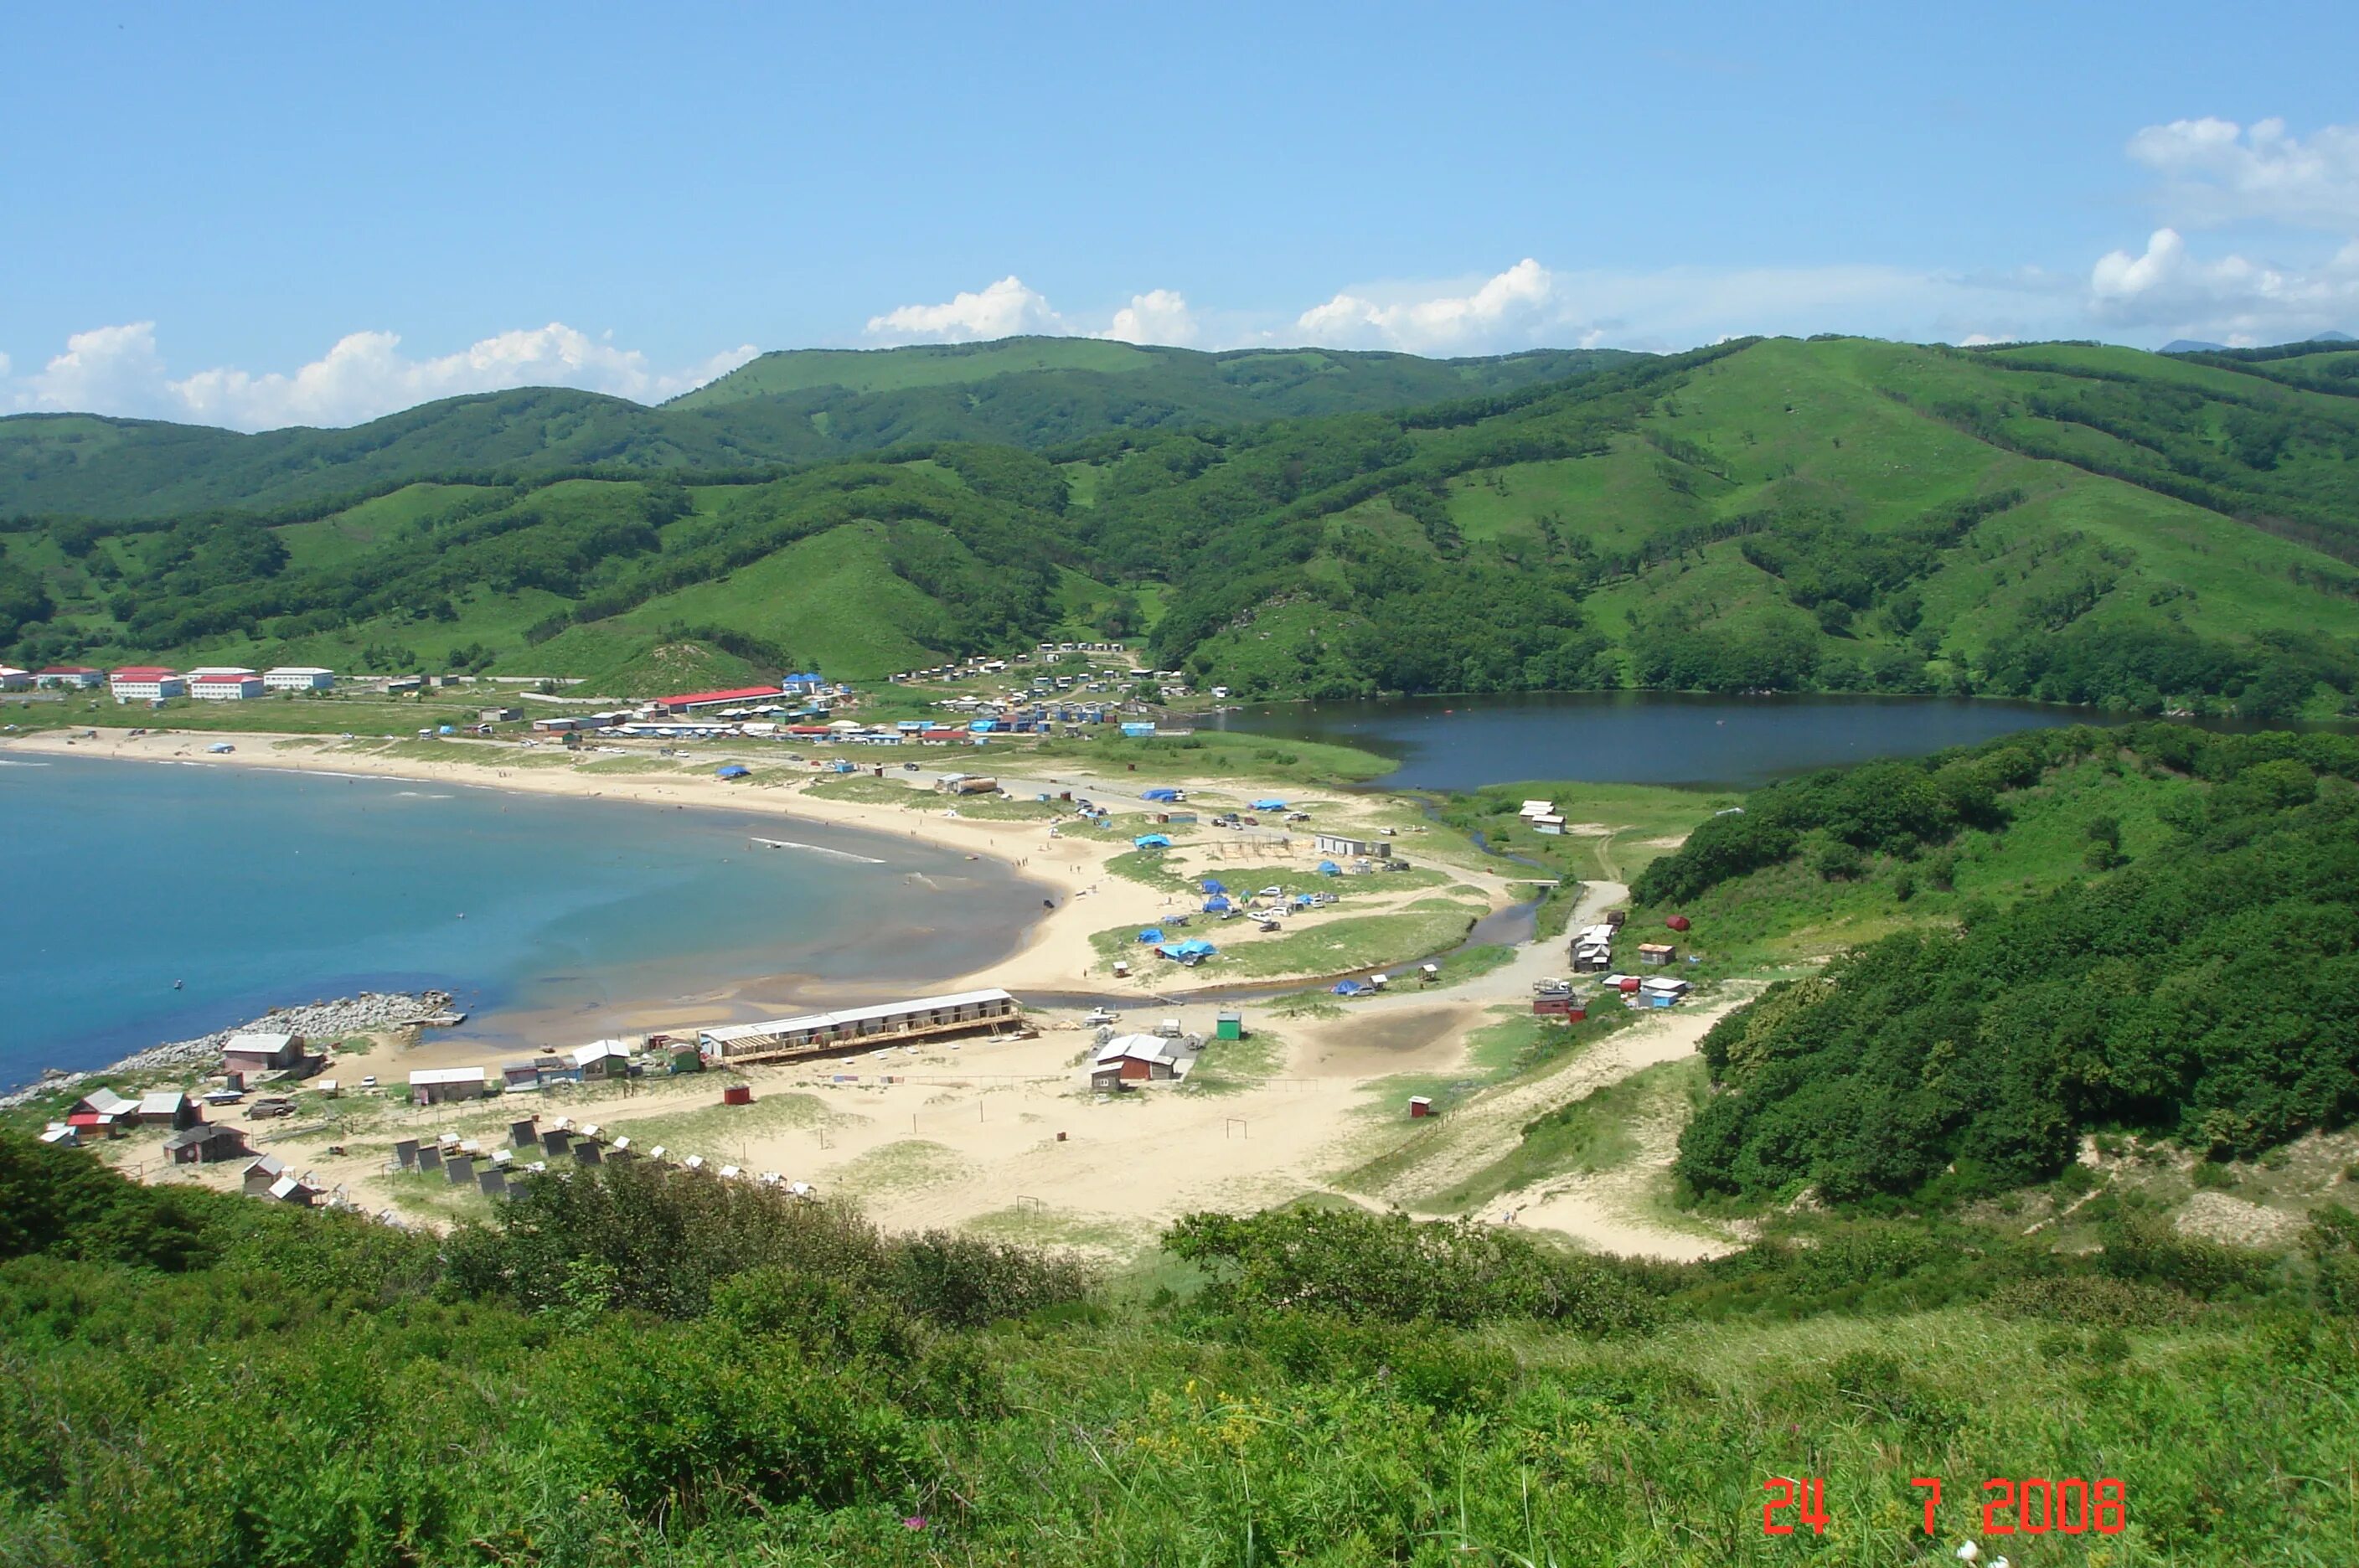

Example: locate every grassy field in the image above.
[1432,1054,1709,1210]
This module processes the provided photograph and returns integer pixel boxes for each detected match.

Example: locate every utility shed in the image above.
[163,1124,248,1165]
[570,1040,634,1081]
[137,1090,198,1130]
[409,1066,488,1106]
[1093,1034,1184,1086]
[240,1154,289,1196]
[222,1031,306,1075]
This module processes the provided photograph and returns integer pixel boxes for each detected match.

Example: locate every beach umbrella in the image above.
[1665,914,1691,932]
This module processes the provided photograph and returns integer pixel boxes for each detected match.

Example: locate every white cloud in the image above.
[1099,289,1198,346]
[1295,258,1561,353]
[864,276,1068,343]
[2129,116,2359,230]
[3,322,756,431]
[25,322,174,418]
[2088,226,2359,341]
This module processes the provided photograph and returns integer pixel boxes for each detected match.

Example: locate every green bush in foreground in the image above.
[1,1139,2356,1564]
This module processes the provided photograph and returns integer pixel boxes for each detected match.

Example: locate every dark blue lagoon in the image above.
[0,756,1045,1086]
[1210,690,2276,792]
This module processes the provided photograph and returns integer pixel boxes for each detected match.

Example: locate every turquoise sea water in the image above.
[0,756,1045,1088]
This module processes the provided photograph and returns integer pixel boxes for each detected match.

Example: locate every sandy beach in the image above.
[13,725,1735,1260]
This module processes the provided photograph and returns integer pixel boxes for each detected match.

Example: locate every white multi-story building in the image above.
[36,666,106,689]
[189,673,265,700]
[0,666,29,692]
[262,666,335,692]
[108,667,185,702]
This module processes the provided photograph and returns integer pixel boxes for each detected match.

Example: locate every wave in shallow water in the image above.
[749,836,887,865]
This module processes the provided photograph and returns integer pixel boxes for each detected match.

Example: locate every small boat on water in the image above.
[405,1009,468,1028]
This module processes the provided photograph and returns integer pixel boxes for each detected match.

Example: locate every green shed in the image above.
[1215,1010,1244,1041]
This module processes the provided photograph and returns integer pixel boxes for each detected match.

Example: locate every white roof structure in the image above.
[266,666,333,676]
[1095,1034,1181,1069]
[1518,799,1556,818]
[569,1039,633,1067]
[80,1088,137,1117]
[1640,976,1692,994]
[185,665,258,678]
[225,1031,297,1055]
[138,1090,186,1117]
[699,988,1016,1047]
[244,1153,288,1181]
[408,1067,487,1087]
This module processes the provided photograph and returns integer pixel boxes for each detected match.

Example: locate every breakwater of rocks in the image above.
[0,990,454,1106]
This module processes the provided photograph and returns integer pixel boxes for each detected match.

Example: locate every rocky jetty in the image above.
[0,990,454,1106]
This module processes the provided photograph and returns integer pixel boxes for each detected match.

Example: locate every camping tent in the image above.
[1157,939,1217,964]
[1200,879,1226,895]
[715,764,751,780]
[1140,787,1183,802]
[1137,928,1166,944]
[1133,833,1174,849]
[1331,979,1365,997]
[1203,895,1232,914]
[1317,860,1341,875]
[1251,798,1288,811]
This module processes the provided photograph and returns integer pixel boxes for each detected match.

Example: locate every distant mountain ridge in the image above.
[6,334,2359,720]
[2165,328,2353,354]
[0,338,1639,521]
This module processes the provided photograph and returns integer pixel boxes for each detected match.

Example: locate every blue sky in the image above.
[8,1,2359,429]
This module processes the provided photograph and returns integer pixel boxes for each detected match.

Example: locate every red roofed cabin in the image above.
[650,685,784,715]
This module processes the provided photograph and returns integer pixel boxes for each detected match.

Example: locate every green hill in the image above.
[8,335,2359,709]
[1106,335,2359,714]
[0,338,1638,521]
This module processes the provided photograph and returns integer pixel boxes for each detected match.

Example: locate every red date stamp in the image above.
[1763,1475,2127,1538]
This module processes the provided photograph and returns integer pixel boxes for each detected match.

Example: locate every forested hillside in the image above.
[0,339,1629,519]
[7,334,2359,709]
[1622,723,2359,1204]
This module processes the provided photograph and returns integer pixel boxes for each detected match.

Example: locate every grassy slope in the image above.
[14,337,2359,707]
[0,340,1635,519]
[1162,336,2359,704]
[668,338,1160,402]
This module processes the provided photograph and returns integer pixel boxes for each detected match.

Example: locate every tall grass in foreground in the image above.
[0,1135,2354,1565]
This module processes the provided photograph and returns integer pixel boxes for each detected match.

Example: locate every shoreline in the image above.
[0,989,451,1106]
[2,727,1418,1068]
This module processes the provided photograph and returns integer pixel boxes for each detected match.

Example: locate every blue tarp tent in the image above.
[1331,979,1365,997]
[1200,879,1226,895]
[1317,860,1342,875]
[1203,895,1232,914]
[1133,833,1174,849]
[1293,894,1317,908]
[1140,787,1183,802]
[715,764,751,780]
[1157,939,1217,964]
[1251,798,1288,811]
[1137,927,1166,944]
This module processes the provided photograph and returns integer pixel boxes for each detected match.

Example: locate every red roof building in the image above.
[649,685,785,714]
